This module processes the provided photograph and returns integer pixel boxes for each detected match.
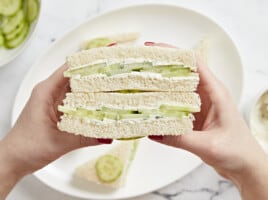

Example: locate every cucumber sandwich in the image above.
[58,43,201,139]
[75,140,139,188]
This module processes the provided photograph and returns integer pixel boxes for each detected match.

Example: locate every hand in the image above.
[0,64,112,178]
[146,42,268,200]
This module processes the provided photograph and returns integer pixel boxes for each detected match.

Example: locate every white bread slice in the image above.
[70,73,199,92]
[81,32,140,50]
[75,141,137,188]
[63,92,201,111]
[58,115,194,139]
[67,46,197,71]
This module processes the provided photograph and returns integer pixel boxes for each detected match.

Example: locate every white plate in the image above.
[0,0,42,67]
[11,4,243,200]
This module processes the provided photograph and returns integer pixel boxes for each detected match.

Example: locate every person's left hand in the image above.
[0,64,112,177]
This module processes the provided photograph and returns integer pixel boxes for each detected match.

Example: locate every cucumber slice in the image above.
[95,155,123,183]
[75,108,104,120]
[2,10,24,34]
[0,0,22,16]
[102,63,124,76]
[85,37,113,49]
[0,33,4,46]
[160,104,197,113]
[161,68,191,77]
[119,113,149,120]
[102,107,134,115]
[58,105,76,114]
[115,89,145,93]
[103,112,119,120]
[64,63,106,77]
[26,0,39,22]
[4,20,25,40]
[5,22,29,49]
[117,136,144,141]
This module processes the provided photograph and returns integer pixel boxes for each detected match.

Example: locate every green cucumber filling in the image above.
[64,62,192,78]
[59,105,192,121]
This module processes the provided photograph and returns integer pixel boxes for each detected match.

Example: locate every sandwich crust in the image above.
[58,115,194,139]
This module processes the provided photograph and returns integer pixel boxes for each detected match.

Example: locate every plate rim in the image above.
[11,3,243,199]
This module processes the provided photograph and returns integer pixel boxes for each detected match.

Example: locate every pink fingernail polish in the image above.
[144,41,155,46]
[107,42,117,47]
[148,135,163,140]
[97,139,113,144]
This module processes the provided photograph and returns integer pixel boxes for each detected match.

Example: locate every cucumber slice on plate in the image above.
[5,23,29,49]
[0,33,4,47]
[95,154,123,183]
[26,0,39,22]
[1,10,24,34]
[5,20,25,40]
[0,0,22,16]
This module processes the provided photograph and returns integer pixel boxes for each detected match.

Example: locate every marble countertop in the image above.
[1,0,268,199]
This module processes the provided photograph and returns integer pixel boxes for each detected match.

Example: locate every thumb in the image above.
[149,131,210,156]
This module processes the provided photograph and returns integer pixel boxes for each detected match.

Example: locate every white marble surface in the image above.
[1,0,268,199]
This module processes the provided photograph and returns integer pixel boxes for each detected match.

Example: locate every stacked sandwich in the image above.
[58,45,201,139]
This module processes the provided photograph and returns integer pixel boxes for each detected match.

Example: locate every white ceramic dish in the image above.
[0,0,41,67]
[11,4,243,199]
[249,87,268,153]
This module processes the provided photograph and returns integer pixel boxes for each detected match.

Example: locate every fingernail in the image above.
[148,135,163,140]
[97,139,113,144]
[107,42,117,47]
[144,41,155,46]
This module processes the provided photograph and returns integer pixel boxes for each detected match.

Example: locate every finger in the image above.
[97,138,113,144]
[54,82,71,119]
[197,57,232,101]
[57,131,112,150]
[144,41,178,48]
[45,63,69,91]
[197,57,222,91]
[107,42,117,47]
[149,132,210,157]
[79,137,113,146]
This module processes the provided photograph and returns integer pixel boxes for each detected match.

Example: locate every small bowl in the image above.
[249,87,268,153]
[0,0,42,67]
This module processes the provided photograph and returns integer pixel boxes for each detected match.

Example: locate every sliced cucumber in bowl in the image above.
[0,33,4,46]
[4,20,26,40]
[0,0,22,16]
[1,10,24,34]
[0,0,40,49]
[25,0,39,22]
[4,23,29,49]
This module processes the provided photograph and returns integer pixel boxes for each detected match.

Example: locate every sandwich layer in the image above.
[67,46,197,71]
[64,62,193,78]
[63,92,201,111]
[70,73,199,92]
[58,115,194,139]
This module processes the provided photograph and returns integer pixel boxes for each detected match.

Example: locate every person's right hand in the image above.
[147,42,268,200]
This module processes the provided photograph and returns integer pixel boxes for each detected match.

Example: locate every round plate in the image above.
[12,4,243,200]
